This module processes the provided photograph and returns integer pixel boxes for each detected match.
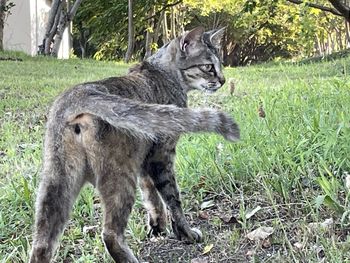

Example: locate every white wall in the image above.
[3,0,32,54]
[3,0,70,58]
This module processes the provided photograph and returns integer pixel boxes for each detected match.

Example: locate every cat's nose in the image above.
[219,76,225,86]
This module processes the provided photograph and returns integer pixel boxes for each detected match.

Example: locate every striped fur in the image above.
[29,27,239,263]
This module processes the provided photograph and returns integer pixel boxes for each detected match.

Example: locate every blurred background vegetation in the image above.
[70,0,350,65]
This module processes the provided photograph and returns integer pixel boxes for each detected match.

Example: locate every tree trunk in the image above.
[144,6,155,60]
[335,26,343,50]
[52,0,81,57]
[170,7,176,39]
[0,0,7,51]
[40,0,60,54]
[153,10,165,46]
[44,1,62,54]
[162,11,169,45]
[51,8,68,56]
[315,34,323,56]
[79,27,89,58]
[124,0,134,63]
[345,20,350,48]
[42,0,82,57]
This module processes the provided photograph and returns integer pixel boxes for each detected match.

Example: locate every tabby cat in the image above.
[29,26,240,263]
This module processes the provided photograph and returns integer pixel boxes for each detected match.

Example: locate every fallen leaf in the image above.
[246,226,274,241]
[320,218,333,227]
[228,78,235,95]
[308,218,333,231]
[150,236,165,242]
[258,104,266,118]
[293,242,304,250]
[246,250,255,256]
[202,244,214,255]
[83,225,98,235]
[197,176,206,188]
[191,257,209,263]
[200,200,215,210]
[198,210,209,220]
[220,214,239,224]
[246,206,262,219]
[262,238,271,248]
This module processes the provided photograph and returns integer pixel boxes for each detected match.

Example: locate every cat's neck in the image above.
[146,38,189,92]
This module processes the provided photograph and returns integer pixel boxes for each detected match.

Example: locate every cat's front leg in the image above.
[143,143,203,243]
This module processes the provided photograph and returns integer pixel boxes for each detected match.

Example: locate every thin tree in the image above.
[0,0,6,51]
[41,0,83,57]
[125,0,134,63]
[0,0,14,51]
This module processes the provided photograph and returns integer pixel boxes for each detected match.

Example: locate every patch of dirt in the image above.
[138,195,282,263]
[0,56,23,61]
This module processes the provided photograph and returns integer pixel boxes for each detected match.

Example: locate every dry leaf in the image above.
[293,242,304,250]
[246,206,262,220]
[198,210,209,220]
[202,244,214,255]
[220,214,239,224]
[246,226,274,241]
[258,104,266,118]
[191,257,209,263]
[83,225,98,235]
[308,218,333,231]
[262,238,271,248]
[150,236,165,242]
[200,200,215,210]
[228,78,235,95]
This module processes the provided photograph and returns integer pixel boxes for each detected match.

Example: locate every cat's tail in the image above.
[65,89,240,142]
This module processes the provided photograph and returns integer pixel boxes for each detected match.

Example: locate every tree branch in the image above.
[143,0,182,22]
[286,0,343,17]
[68,0,83,21]
[328,0,350,21]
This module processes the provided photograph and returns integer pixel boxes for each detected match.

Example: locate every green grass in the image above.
[1,51,350,262]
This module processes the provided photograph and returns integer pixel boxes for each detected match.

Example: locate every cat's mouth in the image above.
[201,84,221,93]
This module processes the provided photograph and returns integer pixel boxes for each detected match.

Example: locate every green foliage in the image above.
[72,0,349,63]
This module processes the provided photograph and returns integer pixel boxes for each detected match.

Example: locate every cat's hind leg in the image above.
[29,139,86,262]
[94,158,139,263]
[139,175,167,237]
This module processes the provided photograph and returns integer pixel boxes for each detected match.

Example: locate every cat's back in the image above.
[46,61,186,130]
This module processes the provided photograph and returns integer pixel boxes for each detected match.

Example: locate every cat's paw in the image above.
[147,224,167,237]
[172,219,203,243]
[217,112,240,142]
[188,227,203,243]
[147,214,167,237]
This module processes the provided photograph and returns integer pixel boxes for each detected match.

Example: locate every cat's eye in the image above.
[199,64,214,72]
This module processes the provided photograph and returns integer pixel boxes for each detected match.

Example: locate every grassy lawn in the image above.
[0,51,350,262]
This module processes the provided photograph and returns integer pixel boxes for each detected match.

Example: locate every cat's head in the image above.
[175,27,226,93]
[148,27,226,93]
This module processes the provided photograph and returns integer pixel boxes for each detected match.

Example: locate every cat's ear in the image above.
[210,27,226,49]
[180,26,205,53]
